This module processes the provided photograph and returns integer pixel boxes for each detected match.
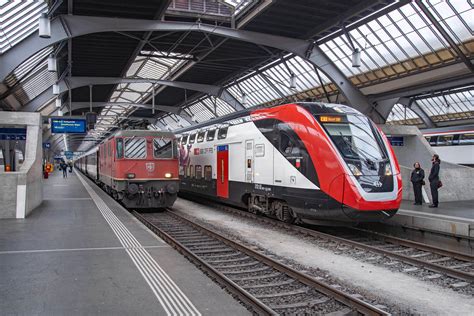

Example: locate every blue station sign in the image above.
[51,118,86,134]
[0,128,27,140]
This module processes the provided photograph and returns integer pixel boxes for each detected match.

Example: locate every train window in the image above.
[116,138,124,159]
[428,136,438,146]
[124,137,146,159]
[206,130,216,141]
[153,138,174,159]
[195,165,202,180]
[204,165,212,181]
[437,135,454,146]
[197,132,205,143]
[108,142,112,157]
[255,144,265,157]
[218,127,228,140]
[459,133,474,145]
[189,134,196,144]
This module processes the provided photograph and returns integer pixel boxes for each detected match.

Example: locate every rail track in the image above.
[180,196,474,288]
[133,210,388,315]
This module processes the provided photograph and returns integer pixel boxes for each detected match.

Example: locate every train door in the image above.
[245,140,254,183]
[111,138,116,180]
[216,145,229,198]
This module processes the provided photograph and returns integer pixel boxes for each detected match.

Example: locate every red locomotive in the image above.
[76,130,179,209]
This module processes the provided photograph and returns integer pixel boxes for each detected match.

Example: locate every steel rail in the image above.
[132,210,277,316]
[133,210,388,316]
[182,196,474,283]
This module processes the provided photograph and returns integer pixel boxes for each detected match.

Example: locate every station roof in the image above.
[0,0,473,153]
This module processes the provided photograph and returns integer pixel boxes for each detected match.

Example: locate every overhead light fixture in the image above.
[55,98,61,108]
[47,54,57,72]
[52,84,60,95]
[351,48,361,68]
[242,93,248,106]
[38,13,51,38]
[289,73,296,89]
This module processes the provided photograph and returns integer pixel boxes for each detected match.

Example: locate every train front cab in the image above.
[252,103,402,225]
[99,133,179,209]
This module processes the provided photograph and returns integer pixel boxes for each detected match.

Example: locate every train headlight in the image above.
[385,163,392,176]
[164,172,172,178]
[127,173,136,179]
[348,163,362,177]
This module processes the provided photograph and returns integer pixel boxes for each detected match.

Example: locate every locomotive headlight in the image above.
[348,163,362,177]
[127,173,136,179]
[164,172,172,178]
[385,163,392,176]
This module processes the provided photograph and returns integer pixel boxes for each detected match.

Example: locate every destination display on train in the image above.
[51,118,86,134]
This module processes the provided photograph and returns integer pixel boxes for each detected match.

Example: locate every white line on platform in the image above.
[0,245,169,255]
[52,184,69,187]
[399,209,474,224]
[44,197,93,201]
[76,170,201,316]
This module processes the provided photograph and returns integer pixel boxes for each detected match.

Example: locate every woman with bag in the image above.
[428,154,441,208]
[410,162,425,205]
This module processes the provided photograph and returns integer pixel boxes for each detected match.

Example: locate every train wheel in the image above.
[273,201,294,223]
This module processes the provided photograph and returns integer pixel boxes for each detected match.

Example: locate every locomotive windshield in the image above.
[153,138,176,159]
[320,115,386,163]
[319,114,395,191]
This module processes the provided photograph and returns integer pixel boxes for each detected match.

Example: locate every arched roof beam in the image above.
[3,15,376,120]
[22,76,244,114]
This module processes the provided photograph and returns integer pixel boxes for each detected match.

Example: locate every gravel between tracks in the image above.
[172,198,474,315]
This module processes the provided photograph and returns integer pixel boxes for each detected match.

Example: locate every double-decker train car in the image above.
[422,125,474,167]
[76,130,179,209]
[177,102,402,225]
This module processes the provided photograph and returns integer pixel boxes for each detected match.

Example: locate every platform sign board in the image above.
[51,118,86,134]
[64,151,74,159]
[0,128,26,140]
[387,136,404,147]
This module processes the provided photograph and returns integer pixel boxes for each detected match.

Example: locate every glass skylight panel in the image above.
[416,88,474,121]
[387,103,419,122]
[0,1,47,53]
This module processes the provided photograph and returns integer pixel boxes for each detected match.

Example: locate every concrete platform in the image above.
[389,200,474,238]
[0,170,250,315]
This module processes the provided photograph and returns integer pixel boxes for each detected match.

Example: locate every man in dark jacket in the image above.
[428,154,441,208]
[410,162,425,205]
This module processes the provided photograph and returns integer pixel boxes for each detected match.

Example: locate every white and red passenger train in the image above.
[76,130,179,209]
[178,102,402,224]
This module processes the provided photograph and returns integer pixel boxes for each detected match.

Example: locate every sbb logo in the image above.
[194,148,200,155]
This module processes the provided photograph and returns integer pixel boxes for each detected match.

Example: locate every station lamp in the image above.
[241,93,248,106]
[55,98,61,108]
[52,84,60,95]
[351,48,361,68]
[38,13,51,38]
[289,73,297,89]
[47,54,57,72]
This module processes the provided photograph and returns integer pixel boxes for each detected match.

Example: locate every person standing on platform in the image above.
[61,161,68,178]
[428,154,441,208]
[411,162,425,205]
